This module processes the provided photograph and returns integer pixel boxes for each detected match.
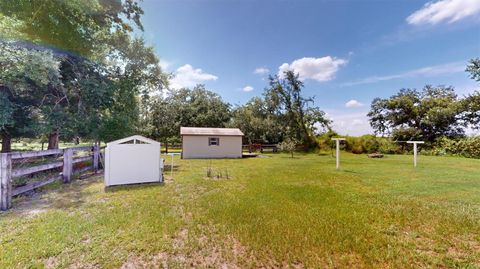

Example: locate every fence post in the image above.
[0,153,12,211]
[93,145,99,172]
[62,148,73,183]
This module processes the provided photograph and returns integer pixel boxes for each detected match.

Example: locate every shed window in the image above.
[208,137,220,146]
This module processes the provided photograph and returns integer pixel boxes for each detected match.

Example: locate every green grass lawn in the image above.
[1,153,479,268]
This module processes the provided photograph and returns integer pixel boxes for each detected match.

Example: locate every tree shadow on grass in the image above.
[279,156,302,159]
[341,169,359,174]
[10,176,103,215]
[104,181,165,193]
[163,164,181,172]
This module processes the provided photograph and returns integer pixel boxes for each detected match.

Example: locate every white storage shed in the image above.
[105,135,163,186]
[181,127,244,159]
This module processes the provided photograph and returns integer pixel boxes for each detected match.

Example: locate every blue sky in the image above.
[139,0,480,135]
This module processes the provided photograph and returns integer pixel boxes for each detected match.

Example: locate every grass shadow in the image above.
[342,169,360,174]
[279,156,302,159]
[163,164,181,171]
[11,176,102,214]
[104,181,165,193]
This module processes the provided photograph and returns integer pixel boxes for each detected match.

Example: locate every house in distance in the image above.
[180,127,244,159]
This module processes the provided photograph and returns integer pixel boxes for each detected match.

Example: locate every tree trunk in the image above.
[1,132,11,153]
[47,130,59,149]
[165,141,168,154]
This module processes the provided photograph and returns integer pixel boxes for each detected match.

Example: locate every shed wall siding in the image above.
[182,135,242,159]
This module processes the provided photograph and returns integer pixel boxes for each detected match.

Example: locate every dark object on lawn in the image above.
[368,153,384,158]
[242,153,258,158]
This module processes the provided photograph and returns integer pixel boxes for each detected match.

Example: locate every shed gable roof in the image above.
[107,135,160,146]
[180,127,244,136]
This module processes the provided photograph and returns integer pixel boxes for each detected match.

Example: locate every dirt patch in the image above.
[10,177,101,217]
[119,225,252,268]
[45,256,60,269]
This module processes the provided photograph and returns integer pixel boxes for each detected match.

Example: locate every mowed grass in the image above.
[0,153,479,268]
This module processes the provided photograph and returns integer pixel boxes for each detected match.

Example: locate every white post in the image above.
[413,143,417,167]
[407,141,424,168]
[331,138,346,170]
[336,140,340,169]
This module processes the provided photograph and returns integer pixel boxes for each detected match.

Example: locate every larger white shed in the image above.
[181,127,244,159]
[105,135,163,186]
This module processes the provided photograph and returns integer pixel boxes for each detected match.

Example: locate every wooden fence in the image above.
[0,145,102,211]
[242,144,279,153]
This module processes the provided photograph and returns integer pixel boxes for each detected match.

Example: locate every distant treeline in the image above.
[317,132,480,158]
[142,72,331,149]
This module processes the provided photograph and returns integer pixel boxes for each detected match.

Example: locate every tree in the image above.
[368,86,465,143]
[145,85,231,151]
[0,42,62,152]
[0,0,167,148]
[462,59,480,130]
[99,34,166,143]
[230,97,285,144]
[466,58,480,82]
[264,71,331,147]
[0,0,144,59]
[278,137,298,158]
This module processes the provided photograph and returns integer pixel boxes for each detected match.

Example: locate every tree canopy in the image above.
[229,97,284,144]
[0,0,167,152]
[0,0,143,59]
[263,71,331,146]
[368,86,467,142]
[462,58,480,130]
[144,85,231,147]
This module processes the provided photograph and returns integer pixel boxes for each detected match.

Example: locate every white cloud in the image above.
[159,59,171,71]
[326,111,373,136]
[278,56,347,82]
[242,85,254,92]
[254,67,270,75]
[169,64,218,89]
[407,0,480,25]
[342,61,466,87]
[345,100,364,108]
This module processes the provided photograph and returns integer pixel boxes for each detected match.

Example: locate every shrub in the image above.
[317,133,480,158]
[437,136,480,158]
[377,138,401,154]
[317,131,339,152]
[278,137,299,158]
[345,135,387,154]
[361,135,380,153]
[317,133,402,155]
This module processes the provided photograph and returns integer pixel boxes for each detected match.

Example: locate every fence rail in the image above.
[0,145,102,211]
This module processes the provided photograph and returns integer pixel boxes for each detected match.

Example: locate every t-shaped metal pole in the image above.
[407,141,424,167]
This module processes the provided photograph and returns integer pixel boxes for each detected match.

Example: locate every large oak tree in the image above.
[368,85,465,143]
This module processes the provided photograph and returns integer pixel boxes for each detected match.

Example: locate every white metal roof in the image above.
[180,127,244,136]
